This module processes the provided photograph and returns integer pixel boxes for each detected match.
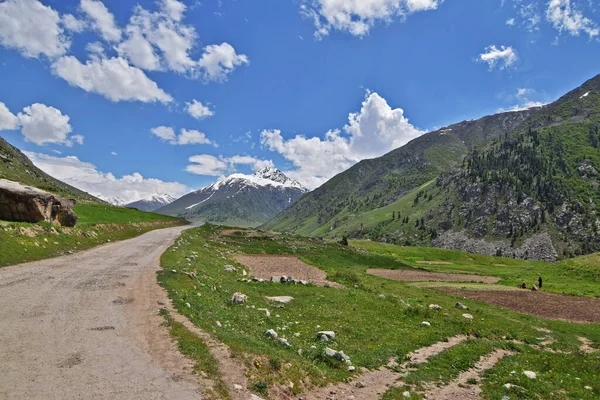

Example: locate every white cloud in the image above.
[178,129,213,145]
[85,41,105,60]
[25,151,189,204]
[161,0,187,22]
[62,14,86,33]
[478,45,517,70]
[506,18,516,25]
[16,103,82,146]
[260,91,423,188]
[516,87,534,98]
[115,30,162,71]
[546,0,599,38]
[197,43,250,82]
[300,0,442,38]
[0,102,19,131]
[111,151,117,156]
[151,126,214,146]
[498,88,546,112]
[0,0,70,58]
[80,0,122,42]
[51,56,173,103]
[185,100,215,120]
[185,154,274,176]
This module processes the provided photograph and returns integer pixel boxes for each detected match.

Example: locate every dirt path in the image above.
[435,288,600,323]
[367,269,500,284]
[298,335,468,400]
[422,349,514,400]
[0,226,205,400]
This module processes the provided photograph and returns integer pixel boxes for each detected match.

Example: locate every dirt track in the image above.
[0,226,204,400]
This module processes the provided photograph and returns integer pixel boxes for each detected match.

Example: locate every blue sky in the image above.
[0,0,599,203]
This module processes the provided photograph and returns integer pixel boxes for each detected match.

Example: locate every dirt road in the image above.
[0,226,204,399]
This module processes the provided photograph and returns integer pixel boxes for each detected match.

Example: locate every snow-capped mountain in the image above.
[157,168,308,227]
[96,194,128,207]
[126,193,177,212]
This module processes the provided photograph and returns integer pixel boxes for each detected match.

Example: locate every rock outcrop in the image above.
[0,179,78,227]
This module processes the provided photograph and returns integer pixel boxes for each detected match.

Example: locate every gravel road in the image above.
[0,226,204,400]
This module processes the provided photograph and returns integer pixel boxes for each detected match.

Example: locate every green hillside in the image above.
[262,74,600,261]
[0,136,100,202]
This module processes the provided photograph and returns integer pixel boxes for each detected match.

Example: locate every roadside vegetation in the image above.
[159,224,600,399]
[0,203,186,267]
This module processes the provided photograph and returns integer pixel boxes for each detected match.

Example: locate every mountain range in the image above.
[157,167,307,227]
[262,74,600,261]
[126,194,177,212]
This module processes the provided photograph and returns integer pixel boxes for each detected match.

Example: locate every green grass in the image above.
[0,204,186,267]
[353,241,600,298]
[159,225,600,399]
[159,309,230,399]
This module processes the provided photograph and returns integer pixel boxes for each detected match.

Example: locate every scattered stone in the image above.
[265,329,278,339]
[429,304,442,310]
[271,276,283,283]
[266,296,294,304]
[402,392,411,398]
[258,308,271,317]
[355,381,365,388]
[421,321,431,327]
[233,384,243,391]
[585,386,592,390]
[324,348,351,363]
[379,294,386,299]
[531,284,539,292]
[503,383,514,389]
[185,302,191,308]
[523,371,537,379]
[462,313,474,319]
[231,292,248,304]
[215,321,222,328]
[250,395,265,400]
[455,302,468,310]
[278,338,292,348]
[348,366,356,372]
[299,280,309,285]
[317,331,336,340]
[520,282,527,289]
[320,335,329,342]
[242,270,247,276]
[501,396,510,400]
[224,265,235,272]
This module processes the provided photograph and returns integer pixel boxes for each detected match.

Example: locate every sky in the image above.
[0,0,600,203]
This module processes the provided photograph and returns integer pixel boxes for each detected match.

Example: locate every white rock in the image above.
[215,321,222,328]
[231,292,248,304]
[348,366,356,372]
[224,265,235,272]
[421,321,431,327]
[462,313,473,319]
[523,371,536,379]
[242,270,247,276]
[250,395,265,400]
[265,329,278,338]
[266,296,294,304]
[278,338,292,348]
[585,386,592,390]
[257,308,271,317]
[428,304,442,310]
[403,392,411,398]
[185,302,191,308]
[318,331,336,340]
[503,383,513,389]
[379,294,386,299]
[233,384,243,390]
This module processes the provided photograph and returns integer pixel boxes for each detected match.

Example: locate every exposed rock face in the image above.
[0,179,78,227]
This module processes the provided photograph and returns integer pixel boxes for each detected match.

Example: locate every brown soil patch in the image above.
[416,261,453,265]
[579,337,598,354]
[367,269,500,284]
[435,289,600,324]
[423,349,514,400]
[235,255,344,288]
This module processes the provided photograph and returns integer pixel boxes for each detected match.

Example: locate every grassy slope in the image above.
[0,136,99,202]
[0,203,186,267]
[159,225,600,399]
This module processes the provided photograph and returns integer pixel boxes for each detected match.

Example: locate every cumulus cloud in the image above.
[0,102,83,147]
[497,87,547,112]
[116,1,248,81]
[25,151,189,204]
[62,14,86,33]
[51,56,173,103]
[185,100,215,120]
[151,126,214,145]
[185,154,274,176]
[300,0,442,38]
[197,43,250,82]
[478,45,517,70]
[80,0,122,42]
[546,0,599,38]
[260,91,423,188]
[0,0,70,58]
[0,102,19,131]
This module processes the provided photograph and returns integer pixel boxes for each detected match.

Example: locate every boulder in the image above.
[265,329,278,338]
[266,296,294,304]
[428,304,442,310]
[455,302,468,310]
[317,331,336,340]
[0,179,77,226]
[231,292,248,304]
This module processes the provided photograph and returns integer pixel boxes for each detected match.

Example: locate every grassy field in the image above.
[0,203,186,267]
[352,240,600,298]
[159,225,600,399]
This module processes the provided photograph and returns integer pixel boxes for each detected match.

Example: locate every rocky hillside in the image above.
[126,193,176,212]
[0,136,100,202]
[262,73,600,261]
[157,167,308,227]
